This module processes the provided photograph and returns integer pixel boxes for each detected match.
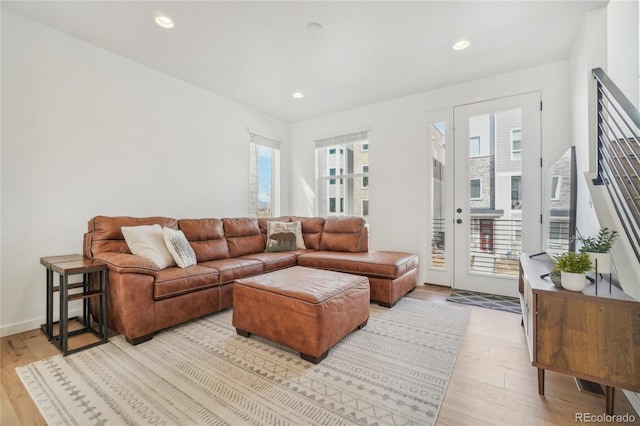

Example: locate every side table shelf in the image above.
[40,254,109,355]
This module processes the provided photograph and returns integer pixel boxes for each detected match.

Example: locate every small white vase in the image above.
[561,271,587,292]
[586,252,612,274]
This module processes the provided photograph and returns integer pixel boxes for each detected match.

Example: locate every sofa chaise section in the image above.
[297,251,418,307]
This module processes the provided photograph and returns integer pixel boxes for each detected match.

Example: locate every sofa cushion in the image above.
[178,218,230,261]
[223,218,266,257]
[85,216,178,257]
[163,227,197,268]
[199,258,264,284]
[122,224,176,269]
[153,265,219,300]
[239,252,298,273]
[297,251,418,279]
[318,217,368,252]
[292,216,325,250]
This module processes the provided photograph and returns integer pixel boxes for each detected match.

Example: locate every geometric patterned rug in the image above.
[446,289,521,314]
[17,298,470,426]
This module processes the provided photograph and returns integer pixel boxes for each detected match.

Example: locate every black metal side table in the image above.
[40,255,109,355]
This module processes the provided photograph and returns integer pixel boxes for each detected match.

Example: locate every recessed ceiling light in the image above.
[453,40,470,51]
[306,22,323,36]
[155,15,174,29]
[292,92,305,99]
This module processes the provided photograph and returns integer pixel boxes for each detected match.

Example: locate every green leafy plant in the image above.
[577,228,618,253]
[555,251,592,274]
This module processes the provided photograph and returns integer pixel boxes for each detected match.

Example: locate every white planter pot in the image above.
[586,252,612,274]
[561,271,587,292]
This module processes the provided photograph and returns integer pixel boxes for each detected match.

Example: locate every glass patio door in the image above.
[453,93,541,296]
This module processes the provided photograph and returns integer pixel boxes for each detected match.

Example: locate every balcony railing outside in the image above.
[592,68,640,262]
[431,218,522,276]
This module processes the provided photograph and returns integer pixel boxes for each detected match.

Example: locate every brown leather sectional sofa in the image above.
[83,215,419,345]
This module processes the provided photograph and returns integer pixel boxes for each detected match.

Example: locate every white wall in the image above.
[569,5,640,300]
[289,61,572,266]
[0,11,289,336]
[607,0,639,109]
[569,8,607,242]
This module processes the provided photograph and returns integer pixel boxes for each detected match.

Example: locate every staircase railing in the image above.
[592,67,640,262]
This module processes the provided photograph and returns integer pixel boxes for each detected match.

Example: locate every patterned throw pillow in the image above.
[265,221,304,252]
[121,224,176,269]
[163,227,197,268]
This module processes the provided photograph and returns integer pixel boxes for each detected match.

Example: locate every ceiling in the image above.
[2,1,607,122]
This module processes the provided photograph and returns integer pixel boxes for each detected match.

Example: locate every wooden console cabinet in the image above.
[519,253,640,414]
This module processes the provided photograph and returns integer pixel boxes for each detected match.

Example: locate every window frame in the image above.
[249,133,281,218]
[315,131,370,218]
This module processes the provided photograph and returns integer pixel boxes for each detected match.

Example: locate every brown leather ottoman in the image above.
[232,266,370,364]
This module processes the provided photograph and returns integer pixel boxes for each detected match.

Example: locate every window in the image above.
[316,131,369,217]
[362,200,369,216]
[470,178,482,199]
[511,129,522,160]
[470,136,481,157]
[551,176,562,200]
[511,175,522,209]
[249,132,280,218]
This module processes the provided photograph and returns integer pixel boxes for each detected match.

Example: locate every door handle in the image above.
[456,219,463,224]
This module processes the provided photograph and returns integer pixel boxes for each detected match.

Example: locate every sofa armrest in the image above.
[93,252,159,276]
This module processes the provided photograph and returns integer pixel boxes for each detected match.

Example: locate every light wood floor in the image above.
[1,285,638,425]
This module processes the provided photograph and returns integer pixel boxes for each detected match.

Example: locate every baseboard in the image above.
[623,390,640,416]
[0,307,84,338]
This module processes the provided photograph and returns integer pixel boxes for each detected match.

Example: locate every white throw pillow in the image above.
[121,224,175,269]
[163,227,197,268]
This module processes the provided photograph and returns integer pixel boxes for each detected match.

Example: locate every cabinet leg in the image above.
[537,368,545,395]
[605,386,615,415]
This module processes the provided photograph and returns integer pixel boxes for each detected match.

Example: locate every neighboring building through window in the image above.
[249,132,281,217]
[551,176,562,200]
[316,130,370,218]
[470,178,482,199]
[470,136,481,157]
[511,175,522,209]
[511,128,522,160]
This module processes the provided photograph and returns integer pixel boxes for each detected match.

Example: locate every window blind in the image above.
[315,130,368,149]
[250,133,281,150]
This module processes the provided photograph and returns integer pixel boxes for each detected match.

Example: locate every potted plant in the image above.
[555,251,592,292]
[576,227,618,273]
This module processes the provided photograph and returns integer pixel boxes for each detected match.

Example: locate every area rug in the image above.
[17,298,469,426]
[446,289,521,314]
